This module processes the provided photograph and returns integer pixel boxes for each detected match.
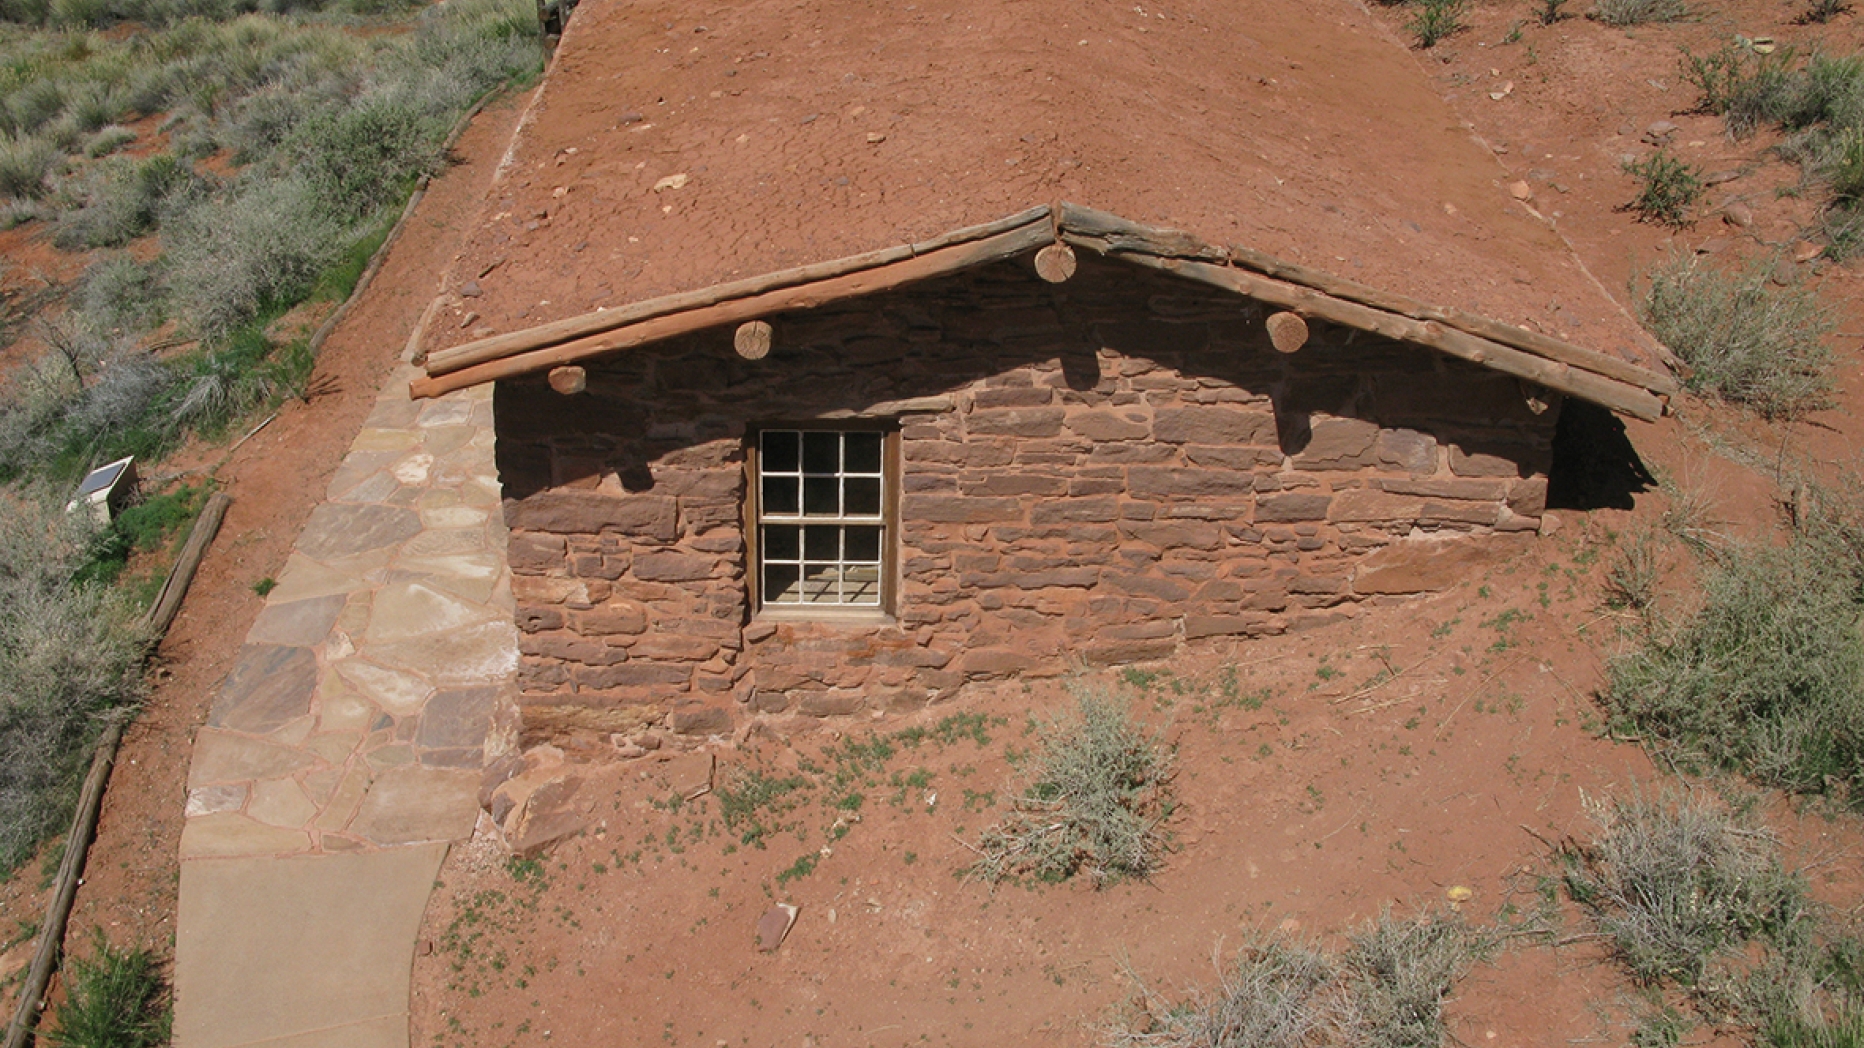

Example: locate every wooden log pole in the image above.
[1,718,126,1048]
[423,205,1052,377]
[1110,253,1665,421]
[548,366,587,394]
[142,491,231,639]
[413,220,1055,398]
[1055,201,1678,397]
[1033,243,1077,284]
[1266,311,1309,353]
[733,321,773,360]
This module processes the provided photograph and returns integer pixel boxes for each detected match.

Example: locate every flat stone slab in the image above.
[175,845,446,1048]
[296,504,423,560]
[209,645,319,735]
[347,767,480,846]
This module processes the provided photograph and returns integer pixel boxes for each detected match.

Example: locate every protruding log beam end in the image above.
[1266,311,1309,354]
[1034,243,1078,284]
[548,365,587,394]
[734,320,773,360]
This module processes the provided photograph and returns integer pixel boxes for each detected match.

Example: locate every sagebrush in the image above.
[969,687,1174,887]
[1108,910,1493,1048]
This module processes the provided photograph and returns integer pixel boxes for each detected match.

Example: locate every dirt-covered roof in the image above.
[421,0,1670,384]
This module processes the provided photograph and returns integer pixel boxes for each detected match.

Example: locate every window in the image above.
[751,428,894,613]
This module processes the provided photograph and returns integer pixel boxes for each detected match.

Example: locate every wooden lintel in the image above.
[412,220,1055,398]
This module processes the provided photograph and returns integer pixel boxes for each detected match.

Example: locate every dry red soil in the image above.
[403,6,1864,1048]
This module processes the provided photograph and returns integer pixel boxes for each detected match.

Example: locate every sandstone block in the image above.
[509,532,567,572]
[1375,429,1437,474]
[960,649,1036,677]
[901,495,1021,523]
[573,602,648,636]
[1030,497,1119,524]
[505,492,678,539]
[1256,493,1332,523]
[1184,614,1271,639]
[1293,417,1379,470]
[1353,538,1513,594]
[1153,407,1276,445]
[968,408,1066,437]
[1066,410,1150,441]
[1328,490,1425,524]
[1506,477,1548,516]
[1127,468,1255,498]
[573,662,691,689]
[1449,445,1531,478]
[668,704,733,735]
[632,552,717,582]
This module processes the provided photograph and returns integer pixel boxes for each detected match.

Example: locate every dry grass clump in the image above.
[1634,252,1833,419]
[41,931,169,1048]
[1562,790,1805,988]
[1591,0,1687,25]
[1108,910,1494,1048]
[1606,481,1864,802]
[969,686,1174,887]
[1559,790,1864,1047]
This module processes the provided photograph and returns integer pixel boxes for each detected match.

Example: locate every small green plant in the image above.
[252,576,276,596]
[1406,0,1466,47]
[1797,0,1853,24]
[41,931,170,1048]
[1622,150,1703,227]
[1604,530,1661,612]
[1634,252,1833,419]
[1590,0,1687,25]
[967,686,1174,887]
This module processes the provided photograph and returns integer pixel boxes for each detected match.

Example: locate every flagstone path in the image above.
[173,367,517,1048]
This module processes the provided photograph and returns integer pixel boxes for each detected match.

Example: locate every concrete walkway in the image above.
[173,366,515,1048]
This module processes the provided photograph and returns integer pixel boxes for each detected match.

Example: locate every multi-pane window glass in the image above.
[758,430,886,607]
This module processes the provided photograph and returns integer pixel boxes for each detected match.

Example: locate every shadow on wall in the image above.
[493,254,1557,504]
[1546,399,1656,512]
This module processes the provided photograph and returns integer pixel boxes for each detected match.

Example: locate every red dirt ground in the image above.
[0,87,538,992]
[398,4,1864,1048]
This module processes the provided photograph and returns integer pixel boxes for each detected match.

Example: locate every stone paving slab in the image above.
[174,845,447,1048]
[175,360,518,1048]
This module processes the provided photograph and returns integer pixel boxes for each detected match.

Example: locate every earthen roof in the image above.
[422,0,1671,393]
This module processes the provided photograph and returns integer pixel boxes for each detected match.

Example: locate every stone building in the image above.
[412,0,1677,741]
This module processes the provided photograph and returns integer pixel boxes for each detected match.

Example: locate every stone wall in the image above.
[493,255,1558,739]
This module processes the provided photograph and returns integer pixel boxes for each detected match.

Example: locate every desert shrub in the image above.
[160,175,340,337]
[289,95,436,221]
[969,686,1174,886]
[1111,937,1340,1048]
[1108,911,1491,1048]
[1592,0,1687,24]
[1634,252,1833,418]
[81,123,132,157]
[4,79,64,135]
[0,495,146,872]
[1341,910,1495,1048]
[1406,0,1465,48]
[74,253,159,332]
[1623,150,1702,227]
[74,482,203,585]
[55,152,198,249]
[1562,790,1808,988]
[41,931,169,1048]
[1608,532,1864,798]
[0,133,59,198]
